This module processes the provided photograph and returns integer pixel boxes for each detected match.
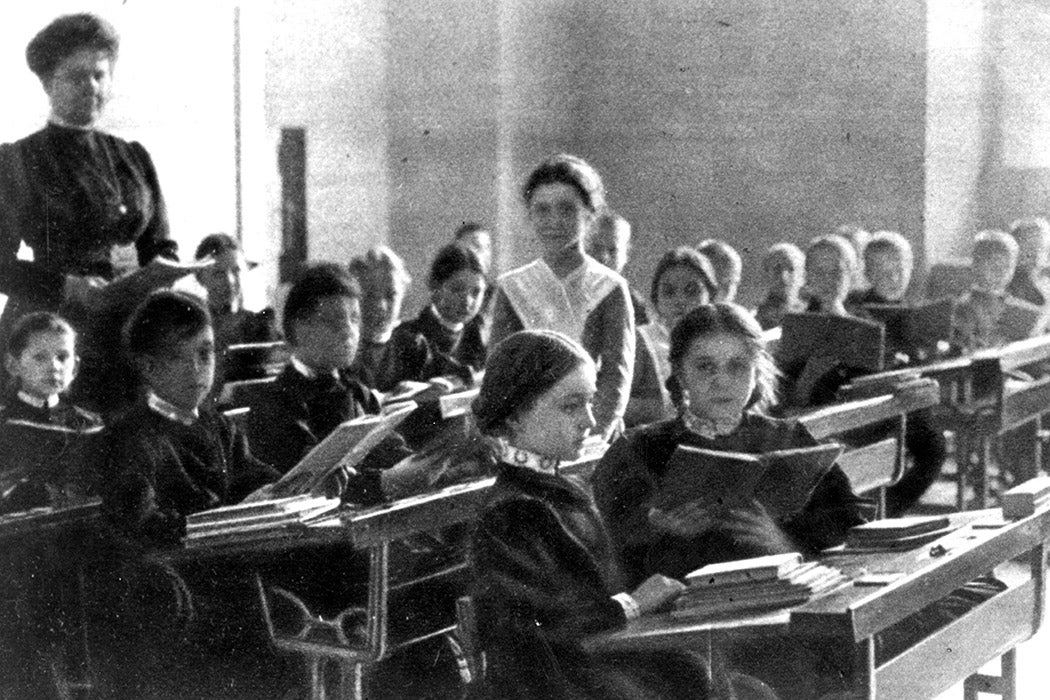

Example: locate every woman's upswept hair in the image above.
[473,330,593,437]
[521,154,606,212]
[27,13,119,79]
[667,303,779,413]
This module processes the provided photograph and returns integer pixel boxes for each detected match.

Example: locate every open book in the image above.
[778,312,886,373]
[861,299,953,358]
[654,442,843,517]
[269,401,417,498]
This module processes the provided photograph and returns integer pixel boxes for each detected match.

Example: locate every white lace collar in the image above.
[500,440,561,475]
[17,391,59,409]
[147,391,199,426]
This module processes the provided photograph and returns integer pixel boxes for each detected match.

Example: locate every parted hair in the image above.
[667,303,779,413]
[522,154,606,212]
[348,246,412,290]
[124,291,211,359]
[696,239,743,285]
[27,13,119,79]
[807,234,858,275]
[650,247,719,306]
[473,330,593,437]
[429,243,485,289]
[282,263,361,344]
[763,242,805,272]
[5,312,76,359]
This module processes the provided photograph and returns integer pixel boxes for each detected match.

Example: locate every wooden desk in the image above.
[794,382,941,516]
[162,444,608,699]
[584,505,1050,699]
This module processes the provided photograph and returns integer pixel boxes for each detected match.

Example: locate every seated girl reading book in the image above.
[469,330,730,699]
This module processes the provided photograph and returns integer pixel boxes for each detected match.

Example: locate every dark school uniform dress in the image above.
[0,123,175,412]
[376,306,486,392]
[470,449,717,700]
[0,392,105,513]
[246,360,410,504]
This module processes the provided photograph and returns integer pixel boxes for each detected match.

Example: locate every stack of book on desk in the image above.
[184,495,340,548]
[843,515,954,552]
[672,552,847,618]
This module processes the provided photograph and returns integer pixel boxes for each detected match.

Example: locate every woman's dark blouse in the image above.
[103,402,279,546]
[470,461,711,699]
[376,306,486,391]
[0,124,174,311]
[592,414,870,587]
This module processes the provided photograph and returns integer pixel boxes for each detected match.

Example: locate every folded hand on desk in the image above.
[648,501,722,537]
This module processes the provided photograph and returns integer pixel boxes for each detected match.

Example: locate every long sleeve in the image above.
[224,416,280,502]
[582,282,636,438]
[246,386,319,474]
[130,140,176,266]
[472,497,626,647]
[624,328,667,428]
[488,287,524,349]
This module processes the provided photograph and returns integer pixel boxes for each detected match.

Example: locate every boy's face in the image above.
[5,330,77,400]
[865,249,911,302]
[762,253,803,298]
[805,246,851,306]
[292,295,360,371]
[143,327,216,411]
[588,223,629,274]
[973,250,1015,294]
[196,249,245,314]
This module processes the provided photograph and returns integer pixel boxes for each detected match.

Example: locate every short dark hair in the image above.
[194,232,241,260]
[521,154,605,212]
[124,291,211,359]
[282,263,360,344]
[473,330,593,437]
[667,303,778,413]
[5,312,76,359]
[650,247,718,306]
[26,13,119,79]
[429,243,485,289]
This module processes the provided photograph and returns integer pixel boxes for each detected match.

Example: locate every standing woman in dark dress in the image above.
[0,13,177,411]
[469,330,730,699]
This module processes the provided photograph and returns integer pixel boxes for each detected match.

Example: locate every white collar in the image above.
[147,391,199,426]
[500,440,561,475]
[17,391,59,409]
[430,305,465,333]
[47,116,95,132]
[290,355,342,381]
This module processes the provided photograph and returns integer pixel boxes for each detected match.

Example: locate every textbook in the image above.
[673,557,847,618]
[861,299,954,357]
[653,442,843,517]
[269,401,417,498]
[778,312,886,373]
[684,552,803,587]
[846,515,950,541]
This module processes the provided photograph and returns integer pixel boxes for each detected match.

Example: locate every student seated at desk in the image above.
[952,229,1044,352]
[192,233,281,386]
[754,242,806,331]
[376,243,487,392]
[625,247,717,428]
[1,312,103,513]
[696,238,742,304]
[348,246,412,388]
[470,330,729,699]
[1006,216,1050,309]
[246,264,409,495]
[595,303,870,586]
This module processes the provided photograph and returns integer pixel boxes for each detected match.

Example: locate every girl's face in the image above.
[805,246,851,306]
[763,254,803,298]
[432,270,487,326]
[360,269,405,342]
[508,362,597,461]
[865,249,910,302]
[143,327,216,411]
[973,250,1015,294]
[676,332,756,424]
[527,183,594,258]
[5,330,77,400]
[655,265,711,328]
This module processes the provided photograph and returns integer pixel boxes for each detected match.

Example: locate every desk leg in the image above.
[852,637,876,700]
[975,437,992,510]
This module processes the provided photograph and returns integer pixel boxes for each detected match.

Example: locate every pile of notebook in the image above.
[843,515,954,552]
[184,495,340,548]
[672,552,847,618]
